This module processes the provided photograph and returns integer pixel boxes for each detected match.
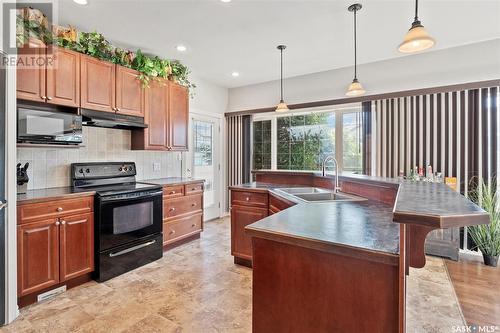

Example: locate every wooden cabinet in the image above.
[268,193,295,215]
[17,196,94,298]
[80,55,116,113]
[46,47,81,107]
[17,219,60,297]
[115,66,144,117]
[17,46,80,107]
[59,213,94,281]
[168,83,189,151]
[162,182,204,247]
[132,80,168,150]
[131,81,189,151]
[230,189,269,264]
[231,205,268,262]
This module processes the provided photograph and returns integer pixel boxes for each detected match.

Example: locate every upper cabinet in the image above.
[17,46,80,107]
[168,83,189,151]
[131,81,189,151]
[80,55,116,113]
[80,56,144,116]
[115,66,145,117]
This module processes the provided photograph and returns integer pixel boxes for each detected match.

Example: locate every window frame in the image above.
[252,103,362,173]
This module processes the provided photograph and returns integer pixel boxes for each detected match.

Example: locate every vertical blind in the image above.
[226,115,251,210]
[372,86,499,195]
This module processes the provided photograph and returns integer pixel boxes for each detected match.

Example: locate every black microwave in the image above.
[17,104,83,145]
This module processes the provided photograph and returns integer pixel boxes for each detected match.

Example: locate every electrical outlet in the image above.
[153,163,161,171]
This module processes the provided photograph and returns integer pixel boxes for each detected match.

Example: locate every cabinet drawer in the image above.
[164,194,202,220]
[231,190,268,208]
[18,196,94,225]
[163,185,184,199]
[163,213,202,245]
[185,183,203,195]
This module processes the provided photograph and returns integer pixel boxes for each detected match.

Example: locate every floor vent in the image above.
[37,285,66,303]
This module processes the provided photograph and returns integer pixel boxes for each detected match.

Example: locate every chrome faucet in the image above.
[322,155,341,193]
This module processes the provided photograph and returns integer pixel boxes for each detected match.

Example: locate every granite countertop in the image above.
[234,173,488,262]
[143,177,205,186]
[17,187,96,205]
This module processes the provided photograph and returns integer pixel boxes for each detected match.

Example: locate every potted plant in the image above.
[468,177,500,267]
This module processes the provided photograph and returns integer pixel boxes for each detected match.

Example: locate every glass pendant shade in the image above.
[345,79,366,97]
[398,24,435,53]
[275,100,289,112]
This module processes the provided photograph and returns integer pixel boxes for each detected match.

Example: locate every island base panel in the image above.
[252,237,400,333]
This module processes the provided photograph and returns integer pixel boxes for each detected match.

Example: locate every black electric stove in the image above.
[71,162,163,282]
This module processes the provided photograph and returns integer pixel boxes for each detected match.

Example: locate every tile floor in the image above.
[1,217,464,332]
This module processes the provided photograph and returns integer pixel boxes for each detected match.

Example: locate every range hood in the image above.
[80,109,147,129]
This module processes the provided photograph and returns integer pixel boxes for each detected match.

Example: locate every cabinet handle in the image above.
[60,220,66,225]
[41,96,47,100]
[56,207,63,212]
[55,221,60,226]
[47,96,53,100]
[116,107,121,111]
[170,230,176,235]
[170,191,176,194]
[245,197,250,201]
[191,188,196,191]
[191,224,196,228]
[169,207,176,212]
[191,203,196,207]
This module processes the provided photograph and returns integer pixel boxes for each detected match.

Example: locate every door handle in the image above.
[0,200,7,211]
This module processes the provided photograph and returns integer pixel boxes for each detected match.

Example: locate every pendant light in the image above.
[346,4,366,97]
[398,0,435,53]
[275,45,289,112]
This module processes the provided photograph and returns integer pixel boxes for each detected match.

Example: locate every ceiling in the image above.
[58,0,500,88]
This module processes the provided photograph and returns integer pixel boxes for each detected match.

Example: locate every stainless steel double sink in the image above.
[274,187,367,203]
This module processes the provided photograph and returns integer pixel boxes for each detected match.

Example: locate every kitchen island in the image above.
[229,171,489,333]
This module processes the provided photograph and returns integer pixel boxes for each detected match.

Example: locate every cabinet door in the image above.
[59,213,94,281]
[168,83,189,151]
[115,66,144,117]
[80,55,115,113]
[17,47,46,102]
[46,46,80,107]
[17,219,59,296]
[231,205,267,261]
[144,80,168,149]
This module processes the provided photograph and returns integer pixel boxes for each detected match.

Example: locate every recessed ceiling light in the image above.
[73,0,88,5]
[221,0,232,3]
[176,45,187,52]
[231,72,240,77]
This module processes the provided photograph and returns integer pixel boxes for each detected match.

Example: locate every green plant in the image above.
[112,48,135,68]
[170,60,196,93]
[78,31,113,61]
[468,177,500,257]
[16,15,52,47]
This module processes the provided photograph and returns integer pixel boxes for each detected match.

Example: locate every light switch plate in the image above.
[153,162,161,171]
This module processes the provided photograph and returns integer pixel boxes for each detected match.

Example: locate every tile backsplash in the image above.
[17,126,184,190]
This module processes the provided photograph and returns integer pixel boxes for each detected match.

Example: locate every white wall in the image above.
[190,75,228,115]
[227,39,500,112]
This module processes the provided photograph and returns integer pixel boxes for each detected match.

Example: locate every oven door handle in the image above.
[109,239,157,258]
[100,190,163,203]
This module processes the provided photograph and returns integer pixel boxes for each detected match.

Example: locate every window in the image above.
[193,120,213,167]
[252,106,363,174]
[252,120,272,170]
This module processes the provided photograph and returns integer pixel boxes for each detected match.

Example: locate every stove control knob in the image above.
[119,167,123,172]
[123,166,128,172]
[85,168,90,173]
[78,168,84,174]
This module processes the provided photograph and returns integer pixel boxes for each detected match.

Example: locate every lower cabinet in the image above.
[17,219,60,296]
[17,197,94,299]
[231,205,268,262]
[59,213,94,281]
[162,182,204,247]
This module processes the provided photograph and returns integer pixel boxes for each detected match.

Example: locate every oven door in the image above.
[97,189,163,251]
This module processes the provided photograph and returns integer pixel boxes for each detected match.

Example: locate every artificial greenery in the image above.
[468,177,500,258]
[17,7,195,95]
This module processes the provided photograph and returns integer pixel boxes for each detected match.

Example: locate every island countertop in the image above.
[232,171,489,264]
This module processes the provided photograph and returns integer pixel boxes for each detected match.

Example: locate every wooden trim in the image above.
[225,79,500,117]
